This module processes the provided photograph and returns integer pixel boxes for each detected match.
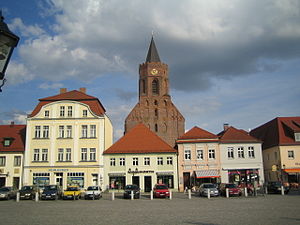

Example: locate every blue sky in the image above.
[1,0,299,140]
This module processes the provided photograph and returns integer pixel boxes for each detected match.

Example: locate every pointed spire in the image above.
[146,36,161,62]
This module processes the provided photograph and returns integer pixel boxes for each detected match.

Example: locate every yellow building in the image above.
[23,88,113,190]
[0,123,26,189]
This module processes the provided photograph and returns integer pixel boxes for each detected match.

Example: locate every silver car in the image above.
[0,187,18,200]
[199,183,219,197]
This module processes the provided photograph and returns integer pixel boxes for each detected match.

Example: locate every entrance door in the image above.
[55,173,63,187]
[132,176,140,188]
[13,177,20,189]
[183,172,190,189]
[0,177,5,187]
[144,176,152,192]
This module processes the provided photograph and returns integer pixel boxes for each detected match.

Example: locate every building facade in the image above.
[219,125,264,186]
[125,37,185,147]
[250,117,300,184]
[104,124,178,192]
[0,123,26,188]
[177,126,220,192]
[23,88,113,190]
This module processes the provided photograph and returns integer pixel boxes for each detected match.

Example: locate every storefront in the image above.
[284,168,300,183]
[228,169,259,185]
[156,172,174,188]
[108,173,126,190]
[33,173,50,187]
[192,170,220,187]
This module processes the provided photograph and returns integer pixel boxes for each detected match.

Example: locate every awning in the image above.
[284,169,300,173]
[108,173,126,177]
[195,169,220,178]
[156,172,174,176]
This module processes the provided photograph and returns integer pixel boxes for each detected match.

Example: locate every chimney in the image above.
[60,88,67,94]
[10,121,15,127]
[79,87,86,93]
[223,123,229,131]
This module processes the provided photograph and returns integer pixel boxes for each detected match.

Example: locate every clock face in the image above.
[150,68,158,75]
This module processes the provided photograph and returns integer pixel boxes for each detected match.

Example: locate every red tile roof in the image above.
[0,124,26,152]
[218,126,261,144]
[177,126,218,143]
[29,90,106,117]
[104,123,176,154]
[250,117,300,149]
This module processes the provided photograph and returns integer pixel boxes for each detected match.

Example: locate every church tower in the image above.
[124,37,185,147]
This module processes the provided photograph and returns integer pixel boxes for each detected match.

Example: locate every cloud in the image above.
[9,18,45,38]
[39,82,64,90]
[0,110,28,125]
[115,88,136,102]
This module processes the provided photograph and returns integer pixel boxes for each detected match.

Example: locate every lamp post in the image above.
[0,10,20,92]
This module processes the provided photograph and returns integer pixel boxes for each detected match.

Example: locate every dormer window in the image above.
[3,138,12,147]
[295,133,300,142]
[44,110,49,117]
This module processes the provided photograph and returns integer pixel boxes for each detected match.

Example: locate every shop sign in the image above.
[128,168,154,174]
[49,169,69,172]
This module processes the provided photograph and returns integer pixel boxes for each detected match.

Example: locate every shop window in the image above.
[157,175,174,188]
[67,173,84,188]
[33,173,50,188]
[109,176,125,190]
[288,150,294,159]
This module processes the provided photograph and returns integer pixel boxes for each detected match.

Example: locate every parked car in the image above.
[19,185,39,200]
[84,186,102,200]
[199,183,219,197]
[267,181,289,194]
[153,184,170,198]
[41,185,62,200]
[62,186,81,200]
[123,184,140,199]
[0,187,18,200]
[219,183,242,197]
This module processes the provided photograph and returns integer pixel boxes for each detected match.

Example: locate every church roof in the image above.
[177,126,218,143]
[104,123,176,154]
[146,36,161,62]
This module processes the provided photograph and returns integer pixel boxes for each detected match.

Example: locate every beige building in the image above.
[23,88,113,190]
[176,126,220,192]
[251,117,300,183]
[0,123,26,188]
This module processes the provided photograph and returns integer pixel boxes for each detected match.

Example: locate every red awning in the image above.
[284,168,300,173]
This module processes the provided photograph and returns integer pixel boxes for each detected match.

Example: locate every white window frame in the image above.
[248,146,255,158]
[81,148,87,161]
[197,149,203,160]
[67,106,72,117]
[144,157,150,166]
[35,126,41,138]
[58,148,64,162]
[83,110,88,117]
[157,157,163,165]
[184,150,191,160]
[43,126,49,138]
[237,147,244,158]
[66,125,72,138]
[59,125,64,138]
[90,125,96,138]
[66,148,72,161]
[288,150,294,159]
[90,148,96,161]
[14,156,21,167]
[228,147,234,159]
[44,110,49,117]
[167,157,173,165]
[0,156,6,166]
[82,125,88,138]
[60,106,65,117]
[120,158,125,166]
[33,149,40,161]
[133,157,138,166]
[42,149,48,161]
[110,158,116,166]
[208,149,215,160]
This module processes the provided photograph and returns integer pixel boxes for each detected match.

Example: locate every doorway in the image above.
[144,176,152,192]
[132,176,140,188]
[183,172,190,189]
[0,177,5,187]
[13,177,20,189]
[55,173,63,187]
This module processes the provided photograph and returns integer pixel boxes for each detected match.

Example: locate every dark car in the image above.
[19,185,39,200]
[41,185,62,200]
[153,184,170,198]
[0,187,18,200]
[219,183,242,197]
[267,182,289,194]
[123,184,140,199]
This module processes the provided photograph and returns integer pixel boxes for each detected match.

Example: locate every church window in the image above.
[164,100,167,106]
[154,100,158,105]
[155,124,158,132]
[155,109,158,117]
[141,80,146,94]
[152,80,159,95]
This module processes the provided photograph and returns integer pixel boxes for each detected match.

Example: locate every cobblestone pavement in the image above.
[0,190,299,225]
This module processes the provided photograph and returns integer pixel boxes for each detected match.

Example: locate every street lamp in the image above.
[0,10,20,92]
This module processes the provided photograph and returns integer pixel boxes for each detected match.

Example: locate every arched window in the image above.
[141,79,146,94]
[152,79,159,95]
[146,100,149,106]
[155,124,158,132]
[155,109,158,117]
[154,100,158,105]
[164,100,167,106]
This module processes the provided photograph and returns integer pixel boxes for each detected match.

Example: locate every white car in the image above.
[84,186,102,200]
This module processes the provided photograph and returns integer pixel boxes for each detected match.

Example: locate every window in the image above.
[66,148,72,161]
[228,147,234,159]
[42,149,48,161]
[59,125,64,138]
[83,110,87,117]
[155,109,158,117]
[90,125,96,138]
[274,151,278,160]
[288,150,295,159]
[66,125,72,138]
[155,124,158,132]
[120,158,125,166]
[197,150,203,160]
[58,149,64,162]
[0,156,6,166]
[60,106,65,117]
[157,157,163,165]
[295,133,300,142]
[152,80,159,95]
[110,158,116,166]
[133,157,138,166]
[237,147,244,158]
[33,149,40,161]
[184,150,191,160]
[82,125,88,138]
[44,110,49,117]
[3,139,11,147]
[90,148,96,161]
[208,149,215,159]
[167,157,173,165]
[81,148,87,161]
[141,79,146,94]
[67,106,72,117]
[248,146,255,158]
[35,126,41,138]
[43,126,49,138]
[144,157,150,166]
[14,156,21,166]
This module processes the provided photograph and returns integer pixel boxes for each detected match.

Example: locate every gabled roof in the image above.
[104,123,176,154]
[218,126,261,144]
[177,126,218,143]
[250,117,300,149]
[146,36,161,63]
[0,124,26,152]
[29,90,106,117]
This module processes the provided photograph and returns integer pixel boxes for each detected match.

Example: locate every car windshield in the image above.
[125,185,138,190]
[0,187,10,192]
[21,186,33,191]
[87,186,98,191]
[203,184,216,188]
[44,185,57,191]
[155,185,168,190]
[226,184,237,188]
[66,187,78,191]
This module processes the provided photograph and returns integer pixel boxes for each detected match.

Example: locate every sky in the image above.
[0,0,299,141]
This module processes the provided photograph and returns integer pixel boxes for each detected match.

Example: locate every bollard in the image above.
[169,190,172,200]
[150,190,153,200]
[226,188,229,198]
[254,188,257,196]
[93,191,95,200]
[281,186,285,196]
[16,192,20,202]
[207,189,210,199]
[188,189,191,199]
[35,192,39,202]
[111,192,115,201]
[244,187,248,197]
[131,190,134,200]
[265,186,268,195]
[73,191,76,200]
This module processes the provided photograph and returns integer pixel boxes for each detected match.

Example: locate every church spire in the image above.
[146,36,161,62]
